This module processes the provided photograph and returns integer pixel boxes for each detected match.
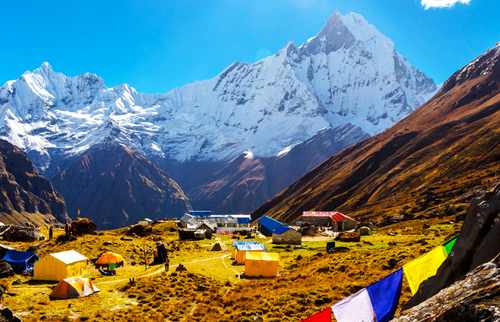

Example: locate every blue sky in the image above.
[1,0,498,94]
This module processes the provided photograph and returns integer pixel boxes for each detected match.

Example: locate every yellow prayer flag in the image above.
[403,245,448,295]
[77,209,80,217]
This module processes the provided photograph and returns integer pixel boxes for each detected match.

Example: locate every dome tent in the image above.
[50,277,100,299]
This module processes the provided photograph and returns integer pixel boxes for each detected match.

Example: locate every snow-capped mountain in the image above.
[0,11,436,176]
[0,11,438,218]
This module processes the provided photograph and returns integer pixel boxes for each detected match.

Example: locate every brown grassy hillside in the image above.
[0,139,66,226]
[250,44,500,224]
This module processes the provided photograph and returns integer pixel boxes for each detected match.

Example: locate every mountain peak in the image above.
[300,11,386,56]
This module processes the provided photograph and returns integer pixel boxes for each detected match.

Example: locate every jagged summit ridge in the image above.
[0,11,437,174]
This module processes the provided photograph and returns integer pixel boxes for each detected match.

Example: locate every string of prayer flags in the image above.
[366,268,403,322]
[331,289,374,322]
[403,245,448,295]
[299,308,331,322]
[442,235,458,255]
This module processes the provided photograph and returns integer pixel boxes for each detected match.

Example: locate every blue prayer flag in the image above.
[366,268,403,322]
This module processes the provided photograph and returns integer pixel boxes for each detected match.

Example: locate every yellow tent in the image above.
[244,252,280,277]
[95,252,126,266]
[34,250,88,281]
[234,244,267,264]
[50,277,100,299]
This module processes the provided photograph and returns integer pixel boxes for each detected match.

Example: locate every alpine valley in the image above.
[0,11,438,228]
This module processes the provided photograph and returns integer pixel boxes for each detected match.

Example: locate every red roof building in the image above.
[302,211,358,231]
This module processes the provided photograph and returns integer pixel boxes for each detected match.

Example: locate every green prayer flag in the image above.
[442,235,458,255]
[109,262,115,270]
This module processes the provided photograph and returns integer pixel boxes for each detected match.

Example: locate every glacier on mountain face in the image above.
[0,11,437,175]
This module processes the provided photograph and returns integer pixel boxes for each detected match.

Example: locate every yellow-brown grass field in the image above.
[0,217,461,322]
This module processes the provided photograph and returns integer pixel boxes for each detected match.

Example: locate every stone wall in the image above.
[273,229,302,245]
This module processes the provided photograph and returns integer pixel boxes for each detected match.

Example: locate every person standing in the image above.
[65,222,69,236]
[165,255,170,272]
[49,226,53,239]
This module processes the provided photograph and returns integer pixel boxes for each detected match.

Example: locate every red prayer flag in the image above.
[300,308,331,322]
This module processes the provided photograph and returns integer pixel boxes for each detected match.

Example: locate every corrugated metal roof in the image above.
[236,244,267,251]
[51,250,87,264]
[190,211,212,217]
[303,211,358,223]
[273,226,297,235]
[257,216,283,231]
[245,252,280,261]
[237,217,251,224]
[232,241,259,247]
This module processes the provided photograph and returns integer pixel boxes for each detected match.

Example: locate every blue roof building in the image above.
[257,216,283,237]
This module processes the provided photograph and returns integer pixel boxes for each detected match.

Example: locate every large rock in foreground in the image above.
[393,252,500,321]
[405,182,500,308]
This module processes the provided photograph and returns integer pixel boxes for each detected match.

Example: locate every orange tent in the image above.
[95,252,125,270]
[50,277,100,299]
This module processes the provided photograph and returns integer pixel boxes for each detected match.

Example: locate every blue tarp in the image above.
[235,244,267,251]
[232,241,259,247]
[237,217,251,224]
[2,250,40,274]
[273,226,296,235]
[190,211,211,217]
[257,216,283,236]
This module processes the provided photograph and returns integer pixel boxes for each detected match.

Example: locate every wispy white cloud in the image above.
[421,0,472,9]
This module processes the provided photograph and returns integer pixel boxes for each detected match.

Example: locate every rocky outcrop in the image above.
[71,218,96,235]
[0,305,23,321]
[0,260,14,278]
[404,182,500,309]
[3,227,41,242]
[394,252,500,321]
[0,139,66,225]
[51,145,191,229]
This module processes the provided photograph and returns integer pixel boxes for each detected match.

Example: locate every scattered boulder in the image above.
[327,247,350,253]
[334,231,360,242]
[11,279,21,286]
[71,218,97,235]
[126,224,153,237]
[0,245,14,259]
[3,227,40,242]
[422,223,430,229]
[0,304,23,322]
[103,241,113,246]
[120,236,133,241]
[176,264,187,272]
[0,261,14,278]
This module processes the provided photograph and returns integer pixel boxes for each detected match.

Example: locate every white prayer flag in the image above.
[331,288,374,322]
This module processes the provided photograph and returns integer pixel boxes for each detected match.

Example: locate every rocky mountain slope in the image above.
[250,43,500,223]
[0,11,437,219]
[0,139,66,225]
[50,145,191,229]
